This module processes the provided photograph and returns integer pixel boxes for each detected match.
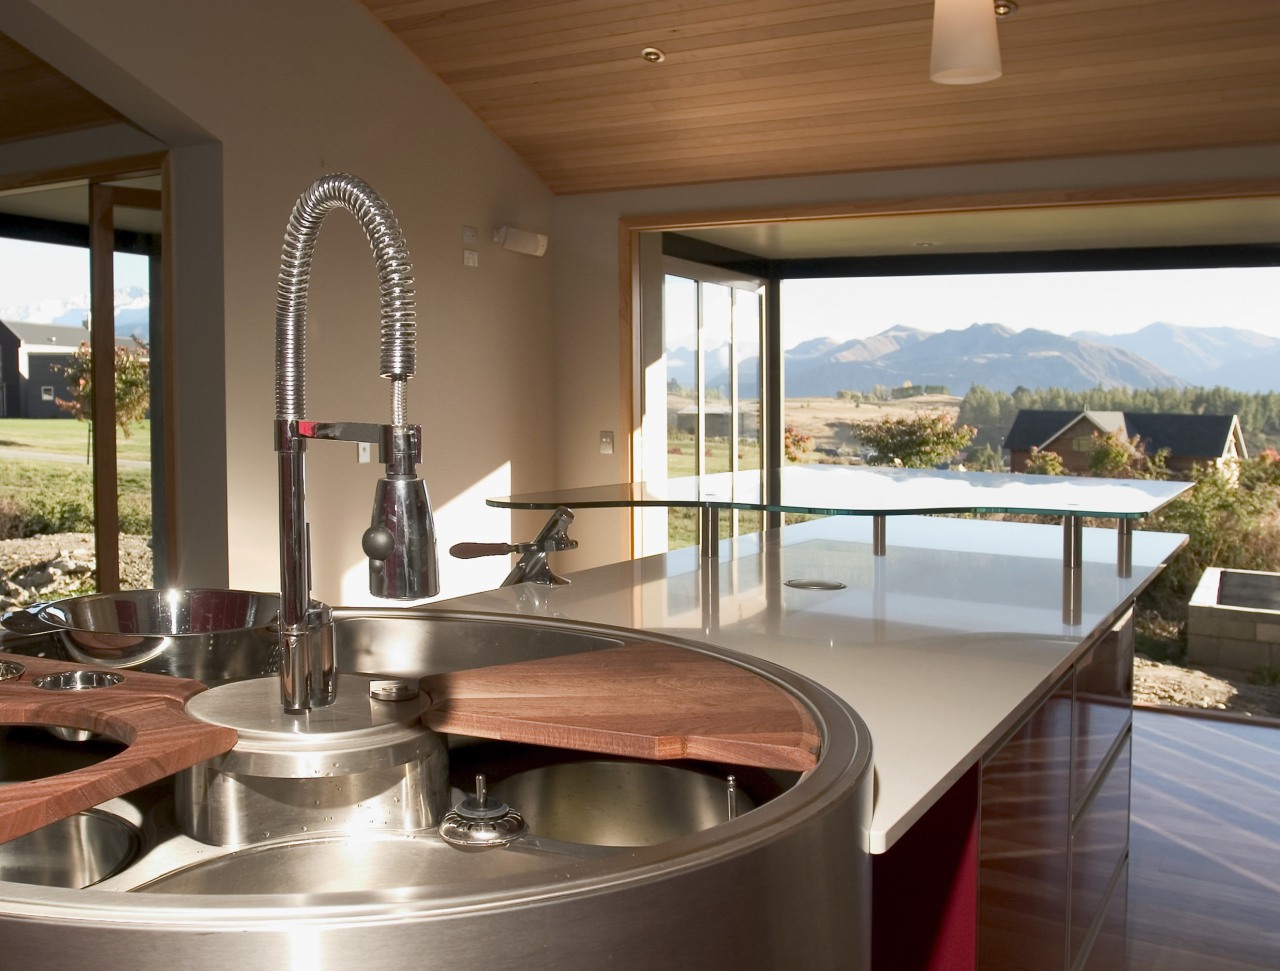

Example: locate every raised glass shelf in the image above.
[490,466,1190,520]
[489,466,1193,584]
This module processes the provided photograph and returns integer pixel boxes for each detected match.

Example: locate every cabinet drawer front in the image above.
[979,674,1072,971]
[1073,611,1133,813]
[1071,733,1131,967]
[1076,860,1128,971]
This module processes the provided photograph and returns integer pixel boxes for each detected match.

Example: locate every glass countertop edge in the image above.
[486,470,1191,520]
[487,498,1184,519]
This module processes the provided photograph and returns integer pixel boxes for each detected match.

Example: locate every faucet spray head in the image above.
[362,424,439,599]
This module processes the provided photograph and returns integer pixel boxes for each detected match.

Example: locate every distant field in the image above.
[663,394,961,465]
[785,395,962,457]
[0,417,152,463]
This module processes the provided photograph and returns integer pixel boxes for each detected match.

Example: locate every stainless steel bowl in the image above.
[1,589,280,684]
[0,808,140,889]
[490,760,759,847]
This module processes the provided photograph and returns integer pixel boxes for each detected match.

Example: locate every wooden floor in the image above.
[1128,708,1280,970]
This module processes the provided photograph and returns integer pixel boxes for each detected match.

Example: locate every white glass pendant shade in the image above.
[930,0,1002,84]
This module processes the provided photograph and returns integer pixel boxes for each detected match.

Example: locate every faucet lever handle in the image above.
[450,542,520,559]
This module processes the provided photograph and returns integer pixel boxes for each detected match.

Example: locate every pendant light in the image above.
[930,0,1005,85]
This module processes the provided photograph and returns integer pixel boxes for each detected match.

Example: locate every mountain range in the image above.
[1078,322,1280,393]
[669,321,1279,397]
[0,287,151,340]
[783,323,1185,396]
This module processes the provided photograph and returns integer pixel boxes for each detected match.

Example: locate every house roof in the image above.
[1004,408,1245,460]
[0,319,135,350]
[1003,410,1082,451]
[1124,413,1244,460]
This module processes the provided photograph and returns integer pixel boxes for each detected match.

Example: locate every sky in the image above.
[0,238,150,317]
[5,237,1277,349]
[781,266,1280,347]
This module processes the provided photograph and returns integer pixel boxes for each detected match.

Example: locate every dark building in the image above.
[1005,408,1248,476]
[0,319,135,418]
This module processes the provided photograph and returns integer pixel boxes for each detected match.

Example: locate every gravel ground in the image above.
[2,533,1279,719]
[0,532,153,610]
[1133,655,1280,718]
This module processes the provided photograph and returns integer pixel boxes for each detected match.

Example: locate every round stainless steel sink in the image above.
[0,609,872,970]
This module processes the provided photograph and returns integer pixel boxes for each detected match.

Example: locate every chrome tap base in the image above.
[177,674,449,846]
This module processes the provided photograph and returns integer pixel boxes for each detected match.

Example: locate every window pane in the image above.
[113,249,154,591]
[701,283,732,475]
[734,287,762,473]
[664,274,698,479]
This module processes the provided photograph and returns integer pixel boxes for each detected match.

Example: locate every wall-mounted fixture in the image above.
[494,225,549,257]
[930,0,1015,85]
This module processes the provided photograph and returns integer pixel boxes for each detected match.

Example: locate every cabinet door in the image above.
[1072,610,1133,813]
[1070,734,1131,969]
[1079,861,1128,971]
[978,673,1072,971]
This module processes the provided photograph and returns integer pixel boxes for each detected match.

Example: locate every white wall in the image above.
[549,145,1280,570]
[10,0,557,603]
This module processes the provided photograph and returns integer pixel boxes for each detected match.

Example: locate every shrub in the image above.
[0,472,151,538]
[24,487,95,534]
[1141,459,1280,618]
[0,497,25,540]
[854,413,974,468]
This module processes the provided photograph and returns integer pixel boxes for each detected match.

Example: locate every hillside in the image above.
[1078,322,1279,386]
[784,323,1182,396]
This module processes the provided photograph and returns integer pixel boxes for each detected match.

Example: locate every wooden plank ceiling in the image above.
[0,32,126,145]
[359,0,1280,195]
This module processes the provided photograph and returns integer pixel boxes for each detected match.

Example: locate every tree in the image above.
[784,424,814,463]
[53,339,150,459]
[1023,446,1065,476]
[966,441,1005,472]
[1144,457,1280,617]
[854,412,974,468]
[1086,430,1167,480]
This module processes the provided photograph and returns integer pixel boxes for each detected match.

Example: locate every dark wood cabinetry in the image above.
[871,609,1136,971]
[978,671,1073,970]
[979,608,1135,971]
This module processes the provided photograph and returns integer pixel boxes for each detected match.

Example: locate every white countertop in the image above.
[440,515,1186,853]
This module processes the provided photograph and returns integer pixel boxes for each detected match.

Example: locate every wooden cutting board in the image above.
[0,653,238,843]
[422,643,821,771]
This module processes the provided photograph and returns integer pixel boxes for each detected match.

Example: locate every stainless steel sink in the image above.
[330,606,627,676]
[486,754,760,847]
[0,609,872,970]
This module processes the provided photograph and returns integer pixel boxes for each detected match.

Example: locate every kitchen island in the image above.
[443,513,1186,970]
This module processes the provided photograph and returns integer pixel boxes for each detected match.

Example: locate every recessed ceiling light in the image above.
[994,1,1018,16]
[641,47,665,63]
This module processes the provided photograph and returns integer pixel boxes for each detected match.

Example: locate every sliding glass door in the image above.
[639,256,765,552]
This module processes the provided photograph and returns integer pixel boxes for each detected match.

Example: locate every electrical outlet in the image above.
[463,249,479,267]
[462,225,478,244]
[599,430,615,455]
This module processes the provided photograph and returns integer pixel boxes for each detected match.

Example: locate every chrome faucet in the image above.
[274,174,439,713]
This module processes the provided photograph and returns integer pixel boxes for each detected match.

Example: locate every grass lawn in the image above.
[0,418,153,537]
[0,417,151,463]
[666,434,761,478]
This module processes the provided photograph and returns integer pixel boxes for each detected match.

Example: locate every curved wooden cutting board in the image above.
[422,643,822,772]
[0,641,821,844]
[0,653,238,844]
